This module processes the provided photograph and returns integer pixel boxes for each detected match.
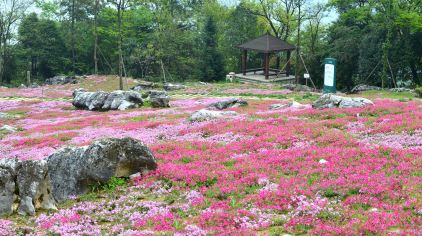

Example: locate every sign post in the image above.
[323,58,337,94]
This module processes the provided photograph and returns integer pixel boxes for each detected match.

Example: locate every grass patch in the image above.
[307,173,321,185]
[222,160,236,168]
[360,90,416,99]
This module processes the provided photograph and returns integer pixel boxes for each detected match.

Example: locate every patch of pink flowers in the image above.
[1,84,421,235]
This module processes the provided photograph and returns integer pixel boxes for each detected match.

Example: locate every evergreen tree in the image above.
[200,15,224,82]
[19,14,67,79]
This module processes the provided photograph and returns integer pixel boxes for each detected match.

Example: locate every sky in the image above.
[27,0,338,24]
[219,0,339,24]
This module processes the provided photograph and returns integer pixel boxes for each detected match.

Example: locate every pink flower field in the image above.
[0,78,421,235]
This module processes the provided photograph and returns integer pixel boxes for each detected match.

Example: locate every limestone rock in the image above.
[0,125,17,133]
[0,138,157,215]
[164,83,186,91]
[148,90,170,108]
[16,160,55,216]
[269,101,306,110]
[131,82,156,91]
[72,89,143,111]
[389,88,414,93]
[48,138,157,202]
[208,98,248,110]
[350,84,382,94]
[46,75,78,85]
[312,94,373,109]
[0,158,55,216]
[0,162,16,215]
[282,84,313,92]
[190,109,238,122]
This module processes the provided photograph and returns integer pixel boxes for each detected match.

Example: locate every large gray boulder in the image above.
[48,137,157,202]
[0,160,16,215]
[16,160,55,216]
[0,138,157,215]
[148,90,170,108]
[208,98,248,110]
[164,83,186,91]
[312,94,373,109]
[46,75,78,85]
[350,84,382,94]
[72,89,143,111]
[0,158,55,216]
[190,109,238,122]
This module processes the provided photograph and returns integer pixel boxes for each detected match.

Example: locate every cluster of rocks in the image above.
[190,98,248,122]
[45,75,82,85]
[312,94,373,109]
[72,89,144,111]
[0,138,157,216]
[350,84,415,94]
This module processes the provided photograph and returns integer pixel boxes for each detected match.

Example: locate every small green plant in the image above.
[179,156,192,164]
[416,87,422,98]
[90,177,128,193]
[322,188,340,198]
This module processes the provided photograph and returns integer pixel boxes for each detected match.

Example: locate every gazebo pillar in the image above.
[286,51,291,76]
[242,50,247,75]
[264,53,270,80]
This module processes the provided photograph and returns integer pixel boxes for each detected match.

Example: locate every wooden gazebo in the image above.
[237,33,296,80]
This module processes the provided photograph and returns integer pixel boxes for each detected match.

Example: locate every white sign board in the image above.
[324,64,335,86]
[304,73,310,79]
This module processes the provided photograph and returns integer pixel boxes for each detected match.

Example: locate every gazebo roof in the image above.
[237,33,296,53]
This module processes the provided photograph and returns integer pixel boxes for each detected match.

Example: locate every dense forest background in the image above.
[0,0,421,90]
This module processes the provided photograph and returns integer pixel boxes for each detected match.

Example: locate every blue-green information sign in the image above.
[323,58,337,94]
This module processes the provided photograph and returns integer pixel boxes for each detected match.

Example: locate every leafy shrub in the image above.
[416,87,422,98]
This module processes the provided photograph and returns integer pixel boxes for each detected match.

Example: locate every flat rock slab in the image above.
[190,109,239,122]
[164,83,186,91]
[0,125,17,133]
[0,137,157,216]
[132,82,157,92]
[208,98,248,110]
[312,94,373,109]
[269,101,308,110]
[73,89,143,111]
[350,84,382,94]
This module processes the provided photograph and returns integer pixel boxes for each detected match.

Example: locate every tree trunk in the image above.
[295,0,301,85]
[94,0,99,75]
[118,0,124,90]
[0,38,5,84]
[71,0,76,76]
